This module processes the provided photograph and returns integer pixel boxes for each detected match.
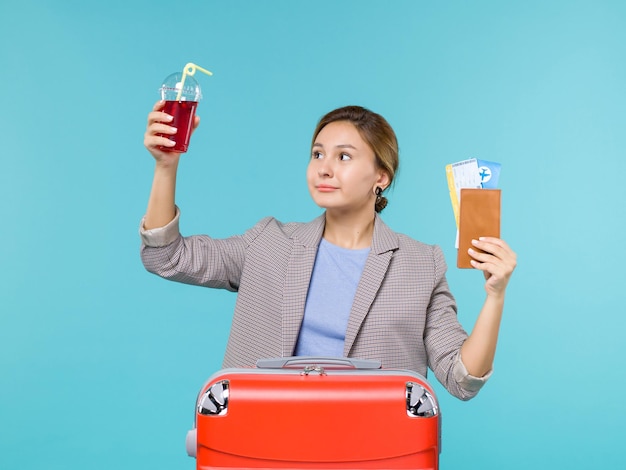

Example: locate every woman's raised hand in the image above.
[143,100,200,166]
[468,237,517,299]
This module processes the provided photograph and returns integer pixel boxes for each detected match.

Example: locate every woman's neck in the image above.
[323,210,376,249]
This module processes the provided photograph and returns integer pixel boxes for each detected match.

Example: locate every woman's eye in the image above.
[312,151,323,159]
[340,153,351,161]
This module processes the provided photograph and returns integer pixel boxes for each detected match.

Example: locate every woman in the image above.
[140,103,517,400]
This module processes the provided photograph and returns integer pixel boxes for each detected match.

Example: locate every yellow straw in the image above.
[176,62,213,101]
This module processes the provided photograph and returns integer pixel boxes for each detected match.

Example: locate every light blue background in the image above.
[1,1,625,468]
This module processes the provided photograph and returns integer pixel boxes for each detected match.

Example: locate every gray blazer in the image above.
[140,210,488,400]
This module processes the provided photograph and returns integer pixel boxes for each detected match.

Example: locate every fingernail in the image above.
[471,239,479,245]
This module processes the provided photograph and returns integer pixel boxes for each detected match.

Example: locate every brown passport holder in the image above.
[457,188,501,269]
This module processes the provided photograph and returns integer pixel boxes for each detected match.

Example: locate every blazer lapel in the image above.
[281,214,326,356]
[344,214,399,355]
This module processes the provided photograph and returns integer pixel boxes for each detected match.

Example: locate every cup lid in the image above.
[159,72,202,101]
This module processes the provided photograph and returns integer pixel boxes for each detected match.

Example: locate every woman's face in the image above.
[307,120,389,214]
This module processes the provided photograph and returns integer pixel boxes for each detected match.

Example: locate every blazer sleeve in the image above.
[423,245,488,400]
[139,207,273,291]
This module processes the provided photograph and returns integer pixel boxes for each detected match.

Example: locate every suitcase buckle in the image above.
[197,380,229,415]
[406,381,439,417]
[301,365,327,376]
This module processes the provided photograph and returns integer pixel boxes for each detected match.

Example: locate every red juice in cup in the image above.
[158,66,211,153]
[159,100,198,153]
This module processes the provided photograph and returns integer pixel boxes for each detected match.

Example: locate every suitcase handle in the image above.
[255,356,382,370]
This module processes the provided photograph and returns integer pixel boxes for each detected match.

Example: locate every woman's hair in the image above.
[311,105,399,212]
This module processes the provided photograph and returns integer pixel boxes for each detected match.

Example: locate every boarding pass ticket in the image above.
[445,158,501,246]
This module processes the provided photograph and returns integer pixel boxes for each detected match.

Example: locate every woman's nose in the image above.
[317,160,332,177]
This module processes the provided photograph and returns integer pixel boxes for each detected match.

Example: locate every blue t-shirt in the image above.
[294,238,370,357]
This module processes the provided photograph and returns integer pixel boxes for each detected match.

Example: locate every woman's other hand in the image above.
[143,100,200,167]
[468,238,517,298]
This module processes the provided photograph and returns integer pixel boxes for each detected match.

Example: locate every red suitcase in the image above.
[186,357,441,469]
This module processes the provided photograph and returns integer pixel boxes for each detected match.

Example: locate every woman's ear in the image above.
[377,171,391,190]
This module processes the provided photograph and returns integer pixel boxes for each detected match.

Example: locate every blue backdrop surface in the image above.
[1,1,625,469]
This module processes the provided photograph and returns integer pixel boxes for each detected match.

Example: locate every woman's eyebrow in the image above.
[312,143,357,149]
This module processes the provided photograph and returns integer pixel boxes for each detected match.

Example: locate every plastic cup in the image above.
[158,72,202,153]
